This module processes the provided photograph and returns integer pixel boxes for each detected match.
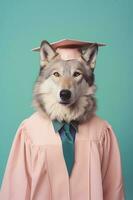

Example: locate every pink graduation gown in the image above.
[0,111,125,200]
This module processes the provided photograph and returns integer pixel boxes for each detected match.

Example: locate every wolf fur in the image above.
[32,41,98,124]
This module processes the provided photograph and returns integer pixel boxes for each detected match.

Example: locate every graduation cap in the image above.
[32,38,106,51]
[32,38,106,70]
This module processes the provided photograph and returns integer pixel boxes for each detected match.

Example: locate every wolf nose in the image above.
[60,90,71,100]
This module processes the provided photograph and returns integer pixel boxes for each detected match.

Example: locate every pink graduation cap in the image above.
[32,38,106,70]
[32,38,106,51]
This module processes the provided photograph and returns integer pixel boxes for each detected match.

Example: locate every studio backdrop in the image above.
[0,0,132,199]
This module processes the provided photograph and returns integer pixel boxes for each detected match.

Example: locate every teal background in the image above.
[0,0,132,199]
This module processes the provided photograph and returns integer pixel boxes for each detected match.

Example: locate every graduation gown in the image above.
[0,111,125,200]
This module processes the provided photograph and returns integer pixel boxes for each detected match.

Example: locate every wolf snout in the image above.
[60,89,71,101]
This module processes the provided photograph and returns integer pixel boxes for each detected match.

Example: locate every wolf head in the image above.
[32,40,98,123]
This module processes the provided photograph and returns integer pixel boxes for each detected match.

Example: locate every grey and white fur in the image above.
[32,40,98,124]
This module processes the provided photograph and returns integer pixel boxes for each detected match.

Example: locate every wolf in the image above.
[32,40,98,124]
[0,40,125,200]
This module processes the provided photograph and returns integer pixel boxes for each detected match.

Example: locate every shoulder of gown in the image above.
[0,112,48,199]
[14,111,122,148]
[21,111,118,145]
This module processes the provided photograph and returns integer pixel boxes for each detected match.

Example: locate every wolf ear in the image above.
[81,44,98,71]
[40,40,57,66]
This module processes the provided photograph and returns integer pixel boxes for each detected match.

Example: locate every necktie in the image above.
[59,123,75,177]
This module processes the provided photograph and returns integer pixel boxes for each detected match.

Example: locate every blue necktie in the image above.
[60,123,75,177]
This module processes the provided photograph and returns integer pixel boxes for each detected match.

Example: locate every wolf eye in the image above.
[53,72,60,77]
[73,71,81,77]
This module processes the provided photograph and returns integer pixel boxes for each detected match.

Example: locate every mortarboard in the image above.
[32,38,106,51]
[32,38,106,70]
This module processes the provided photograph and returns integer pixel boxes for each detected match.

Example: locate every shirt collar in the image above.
[52,119,78,133]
